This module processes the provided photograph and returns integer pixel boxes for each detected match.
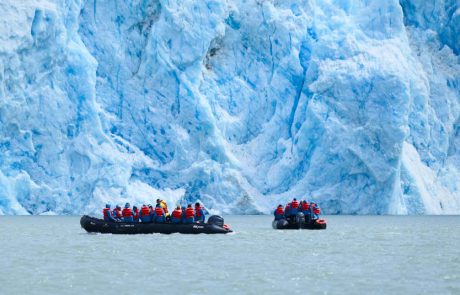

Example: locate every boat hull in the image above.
[80,215,232,235]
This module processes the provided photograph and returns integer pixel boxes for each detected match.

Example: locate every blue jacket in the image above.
[194,208,205,222]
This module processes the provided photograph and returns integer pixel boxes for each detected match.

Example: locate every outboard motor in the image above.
[273,219,289,229]
[207,215,224,227]
[295,212,305,225]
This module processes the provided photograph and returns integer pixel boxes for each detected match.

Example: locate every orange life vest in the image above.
[103,208,111,218]
[113,208,122,218]
[122,208,132,217]
[185,207,195,219]
[195,206,203,217]
[301,202,310,211]
[275,207,284,216]
[141,206,150,216]
[155,207,164,217]
[172,209,182,219]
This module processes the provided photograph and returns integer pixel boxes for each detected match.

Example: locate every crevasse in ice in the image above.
[0,0,459,214]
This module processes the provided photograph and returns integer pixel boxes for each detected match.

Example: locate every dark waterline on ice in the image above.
[0,215,459,295]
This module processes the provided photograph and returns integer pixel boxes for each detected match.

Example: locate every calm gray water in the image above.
[0,215,459,295]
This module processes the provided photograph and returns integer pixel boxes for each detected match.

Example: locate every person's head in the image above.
[187,204,192,208]
[148,204,153,208]
[293,198,297,201]
[133,206,138,210]
[125,203,130,208]
[195,202,200,207]
[278,204,282,208]
[156,199,160,204]
[176,205,181,210]
[105,204,111,209]
[116,205,121,209]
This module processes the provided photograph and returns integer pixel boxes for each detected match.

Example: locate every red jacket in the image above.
[275,207,284,216]
[291,200,299,209]
[185,207,195,219]
[195,206,203,217]
[113,208,122,218]
[301,202,310,211]
[172,209,182,219]
[155,207,164,217]
[103,208,111,218]
[122,208,132,217]
[141,206,150,216]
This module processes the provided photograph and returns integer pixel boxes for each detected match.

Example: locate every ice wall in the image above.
[0,0,458,215]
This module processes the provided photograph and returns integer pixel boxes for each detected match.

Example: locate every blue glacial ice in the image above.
[0,0,459,215]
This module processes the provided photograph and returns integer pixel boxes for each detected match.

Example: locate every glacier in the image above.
[0,0,459,215]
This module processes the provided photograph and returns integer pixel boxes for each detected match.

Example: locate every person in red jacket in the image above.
[290,198,299,215]
[194,202,206,223]
[171,205,182,224]
[285,203,291,217]
[184,204,195,224]
[122,203,133,223]
[112,205,122,221]
[301,200,311,221]
[133,206,140,222]
[103,204,116,222]
[273,204,284,220]
[140,204,151,223]
[154,204,165,223]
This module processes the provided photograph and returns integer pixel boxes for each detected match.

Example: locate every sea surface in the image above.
[0,215,459,295]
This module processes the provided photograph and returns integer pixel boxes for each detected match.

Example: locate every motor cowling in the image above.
[295,212,305,225]
[207,215,225,227]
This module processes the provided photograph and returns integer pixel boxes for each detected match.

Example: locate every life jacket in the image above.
[155,207,164,217]
[113,208,122,218]
[141,206,150,216]
[122,208,132,217]
[160,200,168,213]
[291,200,299,209]
[314,208,321,215]
[133,209,139,219]
[185,207,195,219]
[275,207,284,216]
[285,204,291,212]
[172,209,182,219]
[301,202,310,211]
[195,206,203,218]
[103,208,111,218]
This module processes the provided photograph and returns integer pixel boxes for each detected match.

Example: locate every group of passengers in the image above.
[273,198,321,222]
[103,198,206,224]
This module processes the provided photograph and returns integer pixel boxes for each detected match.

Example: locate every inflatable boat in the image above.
[272,212,327,230]
[80,215,232,234]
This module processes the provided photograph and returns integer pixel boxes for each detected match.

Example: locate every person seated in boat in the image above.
[194,202,206,223]
[273,204,284,220]
[140,204,152,223]
[148,204,155,219]
[154,204,166,223]
[284,203,291,218]
[103,204,116,222]
[122,203,134,223]
[112,205,122,221]
[311,203,321,220]
[301,200,311,221]
[171,205,182,224]
[184,204,195,224]
[290,198,299,216]
[181,205,186,223]
[133,206,140,222]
